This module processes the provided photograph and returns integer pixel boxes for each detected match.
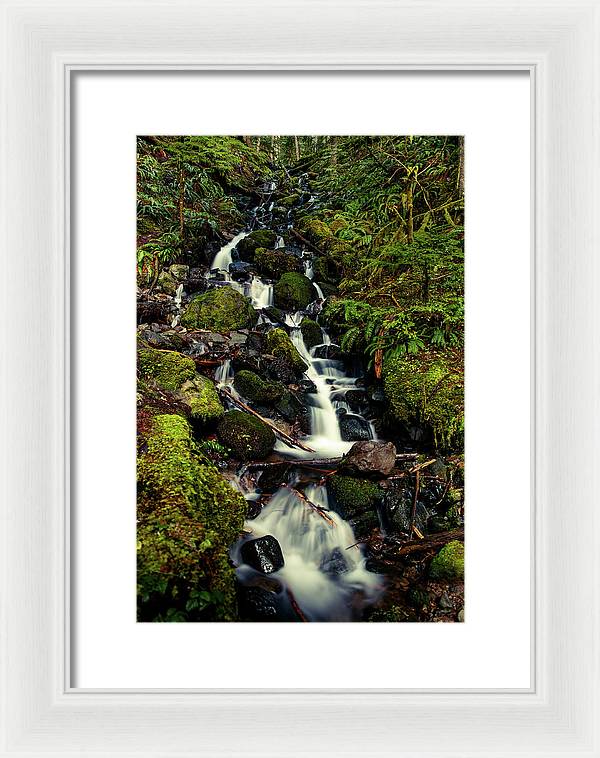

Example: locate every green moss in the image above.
[273,272,317,311]
[254,247,301,278]
[181,287,257,332]
[280,193,300,208]
[236,229,278,261]
[265,328,308,372]
[137,414,247,621]
[216,410,276,460]
[383,352,464,452]
[327,475,381,525]
[180,375,224,424]
[233,369,284,406]
[138,348,196,391]
[429,540,464,580]
[157,270,178,296]
[297,217,334,250]
[300,318,323,350]
[313,253,343,285]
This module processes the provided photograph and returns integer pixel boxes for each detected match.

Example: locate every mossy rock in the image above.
[156,270,178,296]
[383,351,464,452]
[313,254,343,285]
[181,287,257,332]
[265,328,308,373]
[429,540,464,580]
[169,263,189,281]
[327,475,381,535]
[233,369,284,406]
[297,217,334,250]
[217,410,276,460]
[254,248,301,278]
[236,230,278,262]
[300,318,322,350]
[180,375,224,425]
[273,272,317,311]
[137,414,247,621]
[279,193,300,208]
[138,348,196,392]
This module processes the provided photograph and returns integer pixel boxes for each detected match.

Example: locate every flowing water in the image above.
[205,184,382,621]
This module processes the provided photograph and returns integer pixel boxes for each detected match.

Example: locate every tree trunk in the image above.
[294,135,300,161]
[178,163,185,243]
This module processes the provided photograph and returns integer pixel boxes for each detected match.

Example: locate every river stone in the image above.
[237,586,279,621]
[320,548,349,576]
[338,440,397,478]
[240,535,284,574]
[169,263,189,281]
[339,414,372,442]
[229,261,253,281]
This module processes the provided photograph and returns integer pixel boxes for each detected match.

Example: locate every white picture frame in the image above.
[1,1,598,755]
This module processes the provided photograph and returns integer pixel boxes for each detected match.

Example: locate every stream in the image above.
[204,180,384,621]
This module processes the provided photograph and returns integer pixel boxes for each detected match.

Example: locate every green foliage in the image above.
[216,410,276,461]
[138,348,196,392]
[383,351,464,451]
[180,287,257,332]
[137,414,247,621]
[265,328,308,372]
[429,540,464,580]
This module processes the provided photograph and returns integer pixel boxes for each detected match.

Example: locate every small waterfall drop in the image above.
[210,231,250,276]
[234,484,382,621]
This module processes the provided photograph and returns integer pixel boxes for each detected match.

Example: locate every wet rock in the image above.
[229,261,253,281]
[275,390,310,431]
[345,389,369,412]
[236,229,278,261]
[312,344,343,361]
[256,462,293,492]
[273,272,318,311]
[297,377,317,394]
[245,499,263,520]
[299,318,323,350]
[368,386,386,403]
[439,591,453,610]
[138,329,184,351]
[186,268,208,294]
[339,414,372,442]
[338,440,397,478]
[237,586,279,621]
[254,247,301,278]
[240,535,285,574]
[262,306,286,325]
[320,547,349,576]
[228,331,248,345]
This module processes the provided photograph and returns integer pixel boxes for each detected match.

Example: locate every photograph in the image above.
[136,135,464,623]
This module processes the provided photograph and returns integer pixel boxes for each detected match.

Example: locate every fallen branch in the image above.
[219,388,314,453]
[396,528,464,557]
[245,452,418,470]
[289,228,325,256]
[286,588,308,622]
[282,484,336,527]
[409,469,421,534]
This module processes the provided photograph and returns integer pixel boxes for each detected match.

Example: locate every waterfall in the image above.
[248,277,273,308]
[233,484,382,621]
[215,358,234,387]
[209,230,250,275]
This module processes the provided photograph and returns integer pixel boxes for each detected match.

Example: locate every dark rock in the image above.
[275,390,310,431]
[186,268,208,294]
[312,344,343,361]
[138,329,183,350]
[368,386,386,403]
[228,331,248,345]
[240,535,284,574]
[229,261,254,281]
[216,410,276,460]
[339,414,372,442]
[257,462,293,492]
[245,500,263,520]
[297,378,317,394]
[439,591,453,610]
[338,440,397,478]
[262,306,286,325]
[299,318,323,350]
[237,586,279,621]
[345,389,369,412]
[320,547,349,576]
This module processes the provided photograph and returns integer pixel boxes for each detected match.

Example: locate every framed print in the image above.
[1,1,599,756]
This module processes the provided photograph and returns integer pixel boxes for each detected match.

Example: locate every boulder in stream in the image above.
[236,229,278,261]
[273,272,318,311]
[216,410,275,461]
[339,414,372,442]
[338,440,397,478]
[181,287,257,332]
[240,535,285,574]
[254,247,301,278]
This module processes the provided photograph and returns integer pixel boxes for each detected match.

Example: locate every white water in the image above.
[210,230,250,275]
[248,277,273,308]
[235,485,382,621]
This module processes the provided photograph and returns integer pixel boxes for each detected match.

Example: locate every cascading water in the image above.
[203,180,381,620]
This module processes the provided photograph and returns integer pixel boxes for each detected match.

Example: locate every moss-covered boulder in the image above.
[279,193,300,208]
[254,248,301,278]
[236,229,278,261]
[327,474,381,536]
[429,540,464,580]
[138,348,196,391]
[273,272,317,311]
[300,318,323,350]
[137,414,247,621]
[265,328,308,373]
[156,270,178,296]
[233,369,284,406]
[180,375,224,425]
[297,217,334,251]
[217,410,276,460]
[313,253,343,285]
[181,287,257,332]
[383,352,464,451]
